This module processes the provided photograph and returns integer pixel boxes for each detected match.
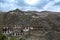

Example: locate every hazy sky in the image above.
[0,0,60,12]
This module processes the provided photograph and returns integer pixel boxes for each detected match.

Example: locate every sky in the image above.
[0,0,60,12]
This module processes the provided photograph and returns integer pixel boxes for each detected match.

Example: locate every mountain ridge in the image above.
[1,9,60,13]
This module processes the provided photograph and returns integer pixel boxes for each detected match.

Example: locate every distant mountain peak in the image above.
[9,8,22,13]
[7,8,24,14]
[15,8,20,11]
[13,8,22,12]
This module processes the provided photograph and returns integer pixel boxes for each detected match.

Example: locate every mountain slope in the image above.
[0,9,60,31]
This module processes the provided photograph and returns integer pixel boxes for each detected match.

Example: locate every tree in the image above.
[20,38,25,40]
[10,37,17,40]
[0,34,8,40]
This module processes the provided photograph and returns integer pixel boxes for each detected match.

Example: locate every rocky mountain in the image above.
[0,9,60,31]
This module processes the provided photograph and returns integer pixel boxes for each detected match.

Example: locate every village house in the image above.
[11,25,22,37]
[2,27,12,35]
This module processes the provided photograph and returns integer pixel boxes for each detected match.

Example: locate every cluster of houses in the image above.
[1,25,34,37]
[2,25,45,36]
